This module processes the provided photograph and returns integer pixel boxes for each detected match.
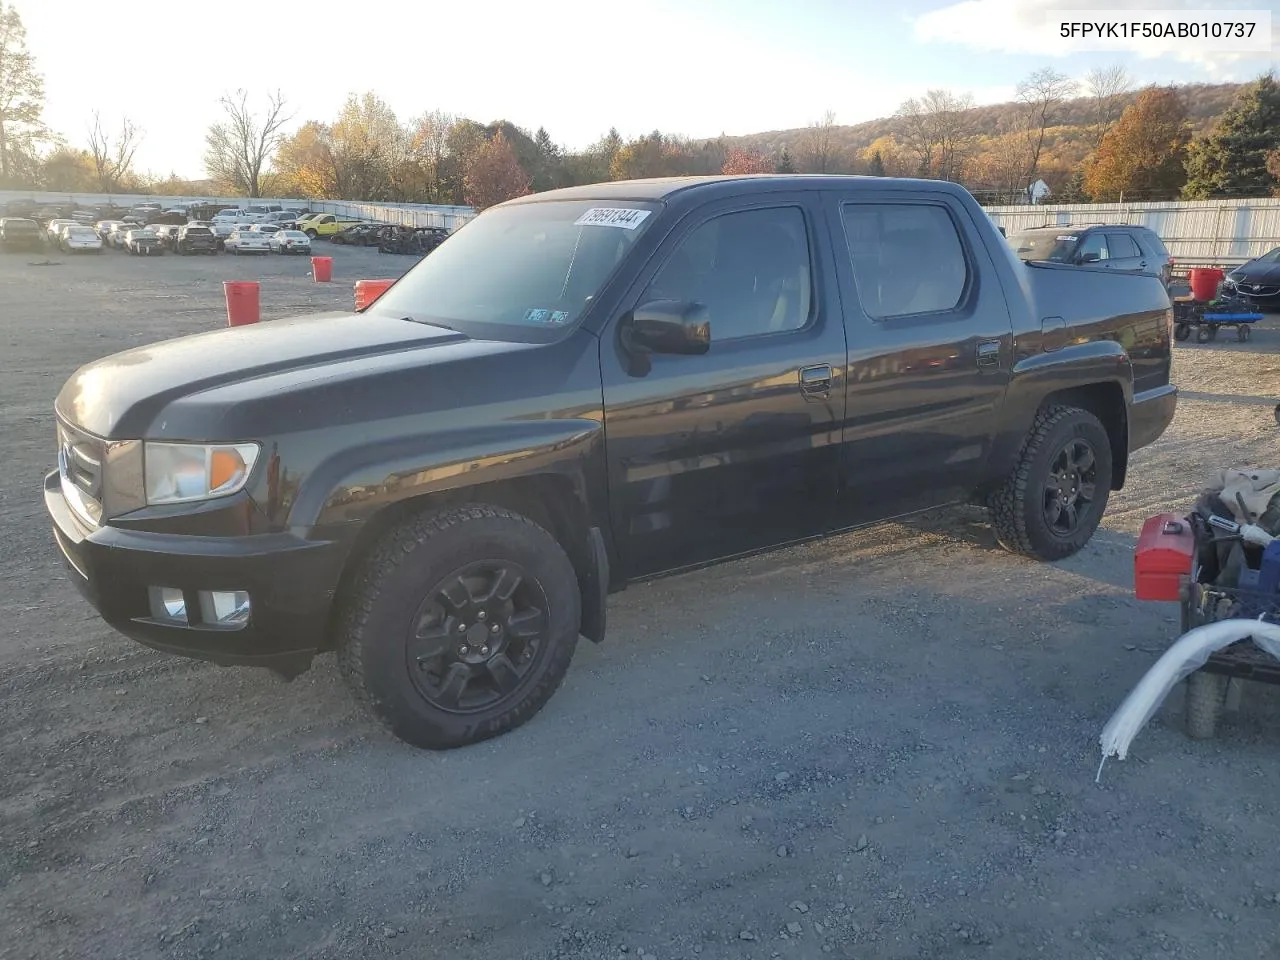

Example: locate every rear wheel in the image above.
[337,504,582,750]
[1238,324,1251,343]
[1196,325,1216,343]
[988,405,1113,562]
[1174,322,1191,341]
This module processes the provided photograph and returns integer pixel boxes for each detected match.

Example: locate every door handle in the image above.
[976,340,1001,372]
[799,363,832,399]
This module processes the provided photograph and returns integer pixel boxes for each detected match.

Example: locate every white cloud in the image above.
[912,0,1279,72]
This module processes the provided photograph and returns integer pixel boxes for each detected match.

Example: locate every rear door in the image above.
[1105,232,1145,272]
[823,188,1015,521]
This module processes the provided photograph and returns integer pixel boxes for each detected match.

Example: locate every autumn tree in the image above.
[0,2,46,186]
[327,92,410,201]
[800,109,838,173]
[895,91,973,180]
[610,131,689,180]
[721,147,772,175]
[1085,64,1133,150]
[409,109,456,204]
[463,130,531,210]
[1083,86,1190,201]
[41,147,95,191]
[1016,67,1078,188]
[1182,71,1280,199]
[862,136,911,177]
[866,150,886,177]
[203,89,291,197]
[273,121,337,198]
[86,111,141,192]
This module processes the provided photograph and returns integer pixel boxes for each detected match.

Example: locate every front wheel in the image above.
[336,504,582,750]
[988,405,1113,562]
[1174,322,1191,341]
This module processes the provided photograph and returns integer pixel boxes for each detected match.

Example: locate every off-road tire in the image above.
[336,504,581,750]
[1185,669,1224,739]
[988,404,1113,562]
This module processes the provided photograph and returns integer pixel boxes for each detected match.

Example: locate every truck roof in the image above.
[502,174,979,206]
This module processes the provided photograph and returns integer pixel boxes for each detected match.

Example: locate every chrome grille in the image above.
[57,419,105,526]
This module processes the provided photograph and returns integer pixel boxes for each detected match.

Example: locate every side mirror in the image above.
[627,299,710,355]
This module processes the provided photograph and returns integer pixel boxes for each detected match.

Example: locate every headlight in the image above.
[144,441,260,505]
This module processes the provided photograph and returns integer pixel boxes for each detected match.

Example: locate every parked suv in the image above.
[176,225,218,255]
[0,217,43,252]
[1008,224,1174,290]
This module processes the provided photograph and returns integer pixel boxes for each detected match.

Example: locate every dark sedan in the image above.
[1222,248,1280,311]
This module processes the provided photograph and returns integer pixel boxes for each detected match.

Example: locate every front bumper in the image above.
[45,470,348,674]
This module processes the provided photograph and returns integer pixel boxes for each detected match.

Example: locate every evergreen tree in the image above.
[1182,71,1280,198]
[867,149,886,177]
[774,146,795,174]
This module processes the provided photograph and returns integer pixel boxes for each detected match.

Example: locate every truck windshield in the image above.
[1009,231,1077,262]
[368,199,662,334]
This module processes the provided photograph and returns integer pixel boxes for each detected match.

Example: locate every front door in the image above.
[600,196,848,579]
[824,189,1015,521]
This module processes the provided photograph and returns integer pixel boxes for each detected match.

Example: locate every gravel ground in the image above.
[1,244,1279,960]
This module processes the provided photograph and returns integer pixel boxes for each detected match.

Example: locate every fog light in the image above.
[199,590,251,625]
[149,586,188,624]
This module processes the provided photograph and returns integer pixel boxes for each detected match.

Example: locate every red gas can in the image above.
[1134,512,1195,601]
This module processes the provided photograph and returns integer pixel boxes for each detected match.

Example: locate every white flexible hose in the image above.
[1098,618,1280,776]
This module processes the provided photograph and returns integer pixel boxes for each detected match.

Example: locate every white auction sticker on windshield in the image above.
[574,207,652,229]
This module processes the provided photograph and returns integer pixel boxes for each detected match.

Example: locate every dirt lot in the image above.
[1,243,1279,960]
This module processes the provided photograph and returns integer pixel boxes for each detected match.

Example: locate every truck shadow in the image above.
[895,503,1138,592]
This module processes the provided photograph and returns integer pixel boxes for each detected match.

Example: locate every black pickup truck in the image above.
[44,175,1177,749]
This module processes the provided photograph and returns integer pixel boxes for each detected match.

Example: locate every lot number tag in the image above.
[574,207,652,229]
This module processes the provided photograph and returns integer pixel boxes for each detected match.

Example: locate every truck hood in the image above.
[56,311,471,439]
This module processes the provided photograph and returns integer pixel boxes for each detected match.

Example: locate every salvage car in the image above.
[268,229,312,255]
[1008,223,1174,291]
[60,225,104,254]
[1220,247,1280,311]
[124,227,163,255]
[0,216,43,252]
[107,222,137,249]
[224,228,270,255]
[43,175,1178,750]
[175,225,218,255]
[151,224,182,250]
[45,218,78,244]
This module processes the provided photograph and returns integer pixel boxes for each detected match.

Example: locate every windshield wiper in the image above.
[397,313,457,332]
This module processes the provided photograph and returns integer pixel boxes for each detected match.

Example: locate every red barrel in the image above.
[1188,267,1224,302]
[354,278,396,311]
[223,281,260,327]
[311,255,333,283]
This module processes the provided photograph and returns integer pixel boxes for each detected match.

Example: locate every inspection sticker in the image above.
[523,308,571,325]
[574,207,652,229]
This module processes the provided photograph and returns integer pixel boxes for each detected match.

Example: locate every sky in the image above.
[16,0,1280,180]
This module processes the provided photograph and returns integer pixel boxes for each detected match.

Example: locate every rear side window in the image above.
[840,202,969,319]
[642,206,813,340]
[1139,230,1170,258]
[1107,233,1141,259]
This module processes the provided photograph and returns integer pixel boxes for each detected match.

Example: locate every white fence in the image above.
[0,190,477,230]
[984,198,1280,265]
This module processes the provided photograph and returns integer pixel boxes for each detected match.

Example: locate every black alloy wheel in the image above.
[407,560,548,713]
[1042,438,1098,538]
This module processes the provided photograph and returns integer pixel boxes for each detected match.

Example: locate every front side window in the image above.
[641,206,813,340]
[840,202,969,319]
[368,199,661,336]
[1076,233,1110,262]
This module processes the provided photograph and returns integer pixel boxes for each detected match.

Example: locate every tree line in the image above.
[1,0,1277,209]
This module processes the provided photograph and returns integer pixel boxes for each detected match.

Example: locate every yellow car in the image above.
[296,213,362,239]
